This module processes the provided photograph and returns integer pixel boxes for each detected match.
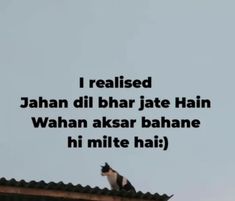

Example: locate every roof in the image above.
[0,177,173,201]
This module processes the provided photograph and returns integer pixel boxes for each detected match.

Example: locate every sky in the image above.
[0,1,235,201]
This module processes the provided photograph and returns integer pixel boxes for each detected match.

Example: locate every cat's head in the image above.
[101,162,112,176]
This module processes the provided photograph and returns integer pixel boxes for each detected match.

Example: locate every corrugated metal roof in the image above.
[0,177,173,201]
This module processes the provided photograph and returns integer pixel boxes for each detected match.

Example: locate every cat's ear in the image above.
[105,162,109,166]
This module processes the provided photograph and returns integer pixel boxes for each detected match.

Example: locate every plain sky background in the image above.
[0,1,235,201]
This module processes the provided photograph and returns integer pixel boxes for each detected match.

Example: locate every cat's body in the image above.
[101,162,135,192]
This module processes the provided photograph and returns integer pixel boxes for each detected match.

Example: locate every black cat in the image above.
[101,162,135,192]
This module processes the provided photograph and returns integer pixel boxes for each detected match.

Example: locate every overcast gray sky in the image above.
[0,1,235,201]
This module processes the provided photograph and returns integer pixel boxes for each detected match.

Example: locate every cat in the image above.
[101,162,135,192]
